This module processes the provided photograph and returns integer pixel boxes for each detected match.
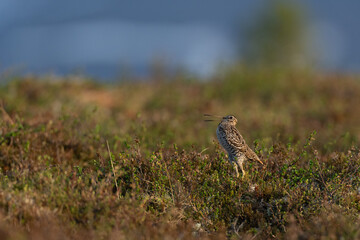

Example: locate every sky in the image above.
[0,0,359,79]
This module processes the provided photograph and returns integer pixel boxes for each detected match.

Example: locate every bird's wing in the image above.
[225,126,263,164]
[244,145,262,164]
[222,125,247,152]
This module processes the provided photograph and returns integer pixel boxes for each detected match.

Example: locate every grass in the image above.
[0,69,360,239]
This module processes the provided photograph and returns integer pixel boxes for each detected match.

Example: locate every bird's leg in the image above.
[233,162,240,178]
[239,162,246,179]
[235,156,246,179]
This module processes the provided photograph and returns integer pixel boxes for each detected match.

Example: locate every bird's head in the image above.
[203,114,238,126]
[222,115,238,126]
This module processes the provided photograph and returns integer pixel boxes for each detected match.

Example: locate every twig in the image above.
[161,158,175,205]
[106,140,119,199]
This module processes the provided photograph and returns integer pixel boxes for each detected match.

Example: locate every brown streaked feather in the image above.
[223,125,246,151]
[220,124,263,165]
[244,145,263,164]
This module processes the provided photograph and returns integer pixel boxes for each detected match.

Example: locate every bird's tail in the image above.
[254,155,264,165]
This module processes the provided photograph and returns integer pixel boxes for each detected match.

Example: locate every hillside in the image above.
[1,70,360,239]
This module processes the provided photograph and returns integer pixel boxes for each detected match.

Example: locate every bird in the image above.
[206,114,263,178]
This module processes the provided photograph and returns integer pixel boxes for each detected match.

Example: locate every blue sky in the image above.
[0,0,359,79]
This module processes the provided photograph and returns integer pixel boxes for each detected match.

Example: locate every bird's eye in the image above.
[230,116,233,119]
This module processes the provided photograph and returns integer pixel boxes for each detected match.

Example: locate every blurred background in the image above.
[0,0,359,80]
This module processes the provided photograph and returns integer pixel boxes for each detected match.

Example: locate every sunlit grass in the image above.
[0,70,360,239]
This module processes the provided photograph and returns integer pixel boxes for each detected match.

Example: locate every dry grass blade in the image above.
[0,101,14,124]
[107,140,119,199]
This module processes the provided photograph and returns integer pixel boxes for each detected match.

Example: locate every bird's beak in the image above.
[203,114,221,122]
[204,114,221,117]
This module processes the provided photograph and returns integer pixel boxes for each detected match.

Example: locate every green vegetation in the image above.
[242,0,311,69]
[0,70,360,239]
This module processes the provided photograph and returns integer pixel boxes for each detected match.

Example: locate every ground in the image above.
[0,69,360,239]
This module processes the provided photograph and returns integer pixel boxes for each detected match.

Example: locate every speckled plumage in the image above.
[216,115,263,178]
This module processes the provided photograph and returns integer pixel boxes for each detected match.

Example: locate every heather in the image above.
[1,70,360,239]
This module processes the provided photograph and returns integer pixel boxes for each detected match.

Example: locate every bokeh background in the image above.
[2,1,360,239]
[1,0,359,80]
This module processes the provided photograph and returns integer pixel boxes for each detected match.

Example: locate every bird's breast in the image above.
[216,125,233,152]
